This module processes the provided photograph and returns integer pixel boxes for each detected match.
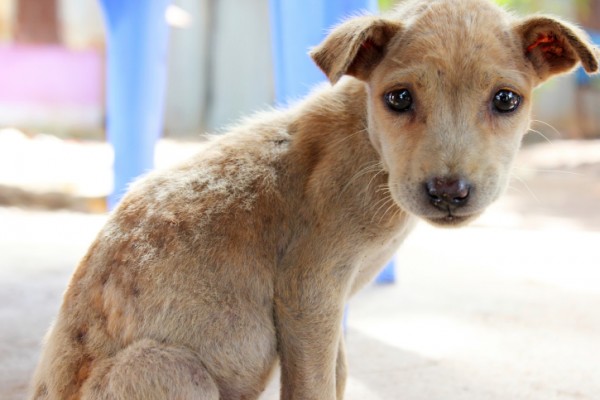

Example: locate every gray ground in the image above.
[1,139,599,399]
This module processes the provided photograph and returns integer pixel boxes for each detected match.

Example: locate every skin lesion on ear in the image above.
[516,17,600,81]
[526,32,563,55]
[360,38,376,51]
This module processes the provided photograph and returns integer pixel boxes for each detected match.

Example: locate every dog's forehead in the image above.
[392,0,513,57]
[392,0,511,26]
[381,0,526,88]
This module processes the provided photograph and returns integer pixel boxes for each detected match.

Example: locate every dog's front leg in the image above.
[274,269,347,400]
[336,336,348,400]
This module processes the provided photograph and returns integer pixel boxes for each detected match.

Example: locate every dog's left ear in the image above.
[515,16,599,83]
[310,16,402,84]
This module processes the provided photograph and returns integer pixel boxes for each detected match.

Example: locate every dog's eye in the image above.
[493,89,521,113]
[384,89,413,112]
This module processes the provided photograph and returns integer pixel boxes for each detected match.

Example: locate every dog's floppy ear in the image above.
[514,16,599,83]
[310,16,401,84]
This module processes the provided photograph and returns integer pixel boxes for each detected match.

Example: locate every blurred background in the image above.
[0,0,598,209]
[0,0,598,137]
[0,1,599,399]
[0,0,598,210]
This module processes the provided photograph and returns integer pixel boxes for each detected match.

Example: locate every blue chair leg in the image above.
[375,261,396,284]
[268,0,378,105]
[99,0,171,209]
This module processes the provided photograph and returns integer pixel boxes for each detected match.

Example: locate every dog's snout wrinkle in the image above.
[425,177,471,210]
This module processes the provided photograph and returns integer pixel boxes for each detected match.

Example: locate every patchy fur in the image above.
[30,1,598,399]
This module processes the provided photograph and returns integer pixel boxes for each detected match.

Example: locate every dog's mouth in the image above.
[426,213,474,227]
[422,204,483,226]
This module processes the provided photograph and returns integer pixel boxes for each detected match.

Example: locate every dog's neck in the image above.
[285,78,406,233]
[289,78,370,144]
[277,78,412,290]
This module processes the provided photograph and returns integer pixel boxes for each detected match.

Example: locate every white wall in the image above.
[165,0,274,137]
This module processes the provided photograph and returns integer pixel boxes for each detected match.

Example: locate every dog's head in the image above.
[311,0,599,226]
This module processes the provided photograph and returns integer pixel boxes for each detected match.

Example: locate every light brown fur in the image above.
[30,1,598,399]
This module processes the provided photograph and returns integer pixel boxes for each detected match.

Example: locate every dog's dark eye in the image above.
[493,89,521,113]
[384,89,413,112]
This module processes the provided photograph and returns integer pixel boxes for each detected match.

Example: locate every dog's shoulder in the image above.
[99,112,295,254]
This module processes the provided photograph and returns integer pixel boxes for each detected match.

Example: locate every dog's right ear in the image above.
[310,16,401,84]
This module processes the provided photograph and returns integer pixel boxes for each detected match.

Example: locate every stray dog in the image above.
[31,0,598,399]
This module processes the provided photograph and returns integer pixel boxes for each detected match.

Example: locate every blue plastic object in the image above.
[99,0,171,209]
[269,0,396,284]
[269,0,378,105]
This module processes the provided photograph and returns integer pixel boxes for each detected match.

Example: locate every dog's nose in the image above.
[425,177,471,209]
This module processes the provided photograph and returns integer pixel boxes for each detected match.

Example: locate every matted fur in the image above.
[30,0,598,399]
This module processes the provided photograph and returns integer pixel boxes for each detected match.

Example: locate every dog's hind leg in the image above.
[80,339,219,400]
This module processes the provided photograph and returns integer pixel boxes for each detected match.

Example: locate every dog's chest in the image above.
[349,213,417,293]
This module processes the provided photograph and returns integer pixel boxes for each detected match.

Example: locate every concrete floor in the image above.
[1,140,599,399]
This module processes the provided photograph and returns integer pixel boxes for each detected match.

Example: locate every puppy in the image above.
[30,0,598,399]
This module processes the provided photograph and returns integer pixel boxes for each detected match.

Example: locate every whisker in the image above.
[511,173,541,203]
[527,127,553,145]
[379,201,400,224]
[342,161,382,194]
[370,194,394,213]
[376,184,391,194]
[364,176,385,207]
[391,208,402,225]
[364,166,387,193]
[371,197,395,224]
[506,183,527,195]
[530,119,563,140]
[512,166,585,177]
[330,126,368,148]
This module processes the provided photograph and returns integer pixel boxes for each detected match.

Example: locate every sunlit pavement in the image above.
[261,222,600,400]
[1,139,599,399]
[0,209,106,399]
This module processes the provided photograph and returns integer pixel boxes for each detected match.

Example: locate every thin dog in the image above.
[30,0,599,399]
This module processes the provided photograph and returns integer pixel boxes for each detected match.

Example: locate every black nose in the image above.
[425,177,471,209]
